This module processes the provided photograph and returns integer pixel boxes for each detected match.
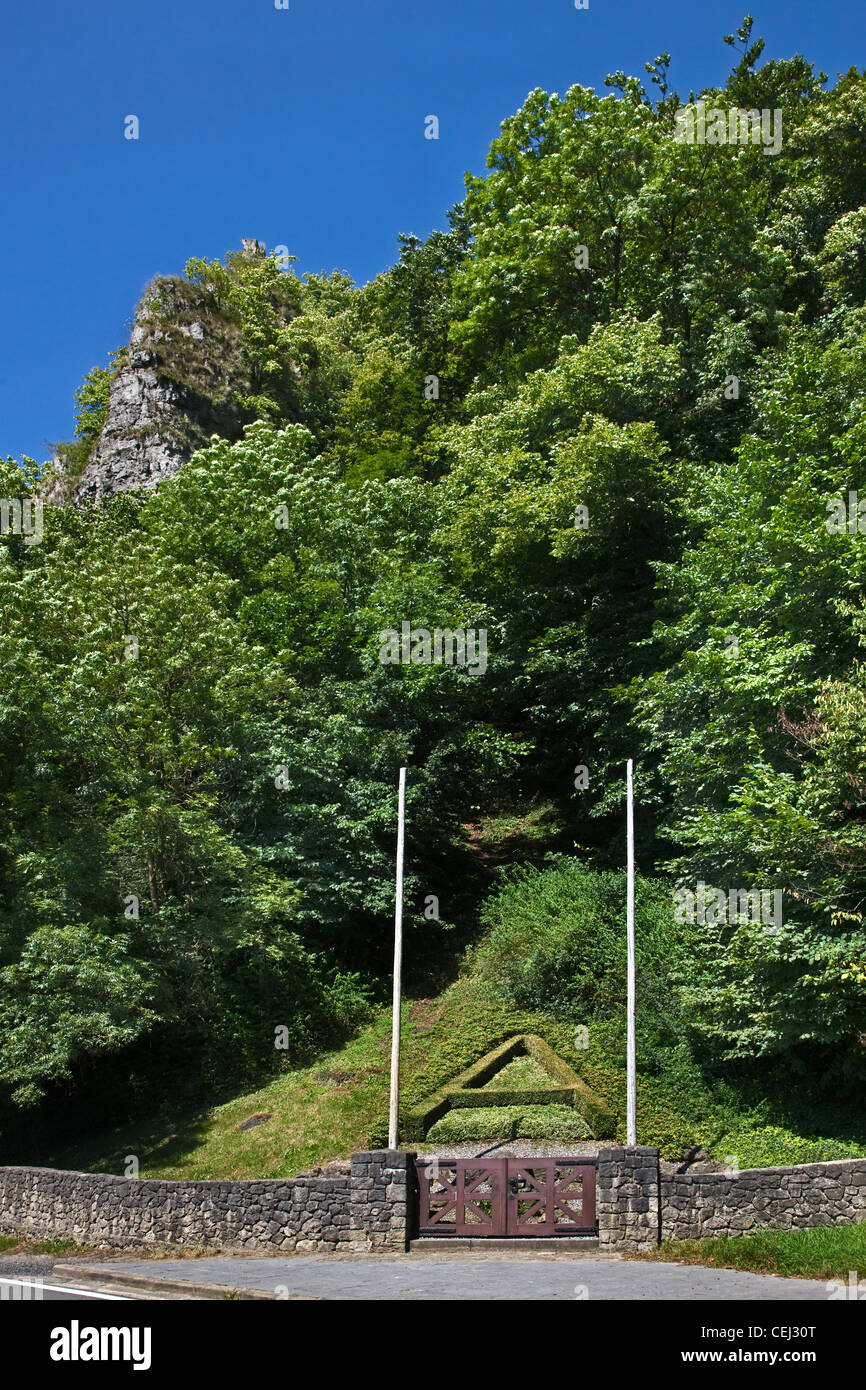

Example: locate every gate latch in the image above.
[509,1177,529,1194]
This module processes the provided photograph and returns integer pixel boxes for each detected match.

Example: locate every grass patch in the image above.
[571,1031,866,1166]
[710,1126,866,1170]
[39,1009,399,1180]
[0,1234,90,1256]
[472,803,561,853]
[633,1222,866,1281]
[481,1055,554,1090]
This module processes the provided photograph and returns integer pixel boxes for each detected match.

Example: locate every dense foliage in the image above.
[472,860,683,1033]
[3,19,866,1151]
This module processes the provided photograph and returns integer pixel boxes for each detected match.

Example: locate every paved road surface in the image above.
[64,1255,833,1300]
[0,1275,129,1302]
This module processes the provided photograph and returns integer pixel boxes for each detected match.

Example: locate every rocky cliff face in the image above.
[45,242,293,506]
[75,318,206,503]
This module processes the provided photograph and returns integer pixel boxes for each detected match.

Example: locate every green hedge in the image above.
[426,1104,592,1145]
[448,1086,576,1108]
[402,1032,615,1141]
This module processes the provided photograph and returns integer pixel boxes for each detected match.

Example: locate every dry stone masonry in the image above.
[351,1150,414,1249]
[2,1147,864,1252]
[598,1147,866,1250]
[597,1146,661,1252]
[0,1152,416,1254]
[661,1155,866,1241]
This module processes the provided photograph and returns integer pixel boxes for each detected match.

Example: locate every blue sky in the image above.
[0,0,861,463]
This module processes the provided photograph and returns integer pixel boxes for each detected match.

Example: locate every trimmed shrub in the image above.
[426,1103,591,1144]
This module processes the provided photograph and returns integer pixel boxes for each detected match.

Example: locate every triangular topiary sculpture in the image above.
[403,1033,615,1141]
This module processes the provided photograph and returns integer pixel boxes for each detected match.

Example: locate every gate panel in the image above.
[416,1158,507,1235]
[456,1160,507,1236]
[416,1156,596,1237]
[506,1159,596,1235]
[417,1159,459,1233]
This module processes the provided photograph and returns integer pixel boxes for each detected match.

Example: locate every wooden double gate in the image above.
[416,1157,597,1237]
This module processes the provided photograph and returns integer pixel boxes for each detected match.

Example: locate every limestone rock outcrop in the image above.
[44,241,294,506]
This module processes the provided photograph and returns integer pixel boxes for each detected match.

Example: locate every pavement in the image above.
[0,1255,136,1301]
[0,1274,131,1302]
[45,1253,835,1300]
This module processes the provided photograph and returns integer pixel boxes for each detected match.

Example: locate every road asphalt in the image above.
[44,1254,834,1300]
[0,1275,129,1301]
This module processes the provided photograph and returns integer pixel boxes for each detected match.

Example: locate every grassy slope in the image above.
[41,985,566,1179]
[38,974,866,1179]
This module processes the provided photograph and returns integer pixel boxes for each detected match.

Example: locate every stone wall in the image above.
[351,1151,415,1250]
[597,1146,661,1252]
[661,1157,866,1241]
[598,1147,866,1249]
[0,1152,416,1255]
[5,1149,863,1253]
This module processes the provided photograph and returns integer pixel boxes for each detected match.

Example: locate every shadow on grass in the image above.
[38,1105,216,1177]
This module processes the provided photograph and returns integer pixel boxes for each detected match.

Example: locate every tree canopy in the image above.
[4,21,866,1147]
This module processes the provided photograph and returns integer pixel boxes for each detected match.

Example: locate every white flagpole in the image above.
[626,759,637,1146]
[388,767,407,1150]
